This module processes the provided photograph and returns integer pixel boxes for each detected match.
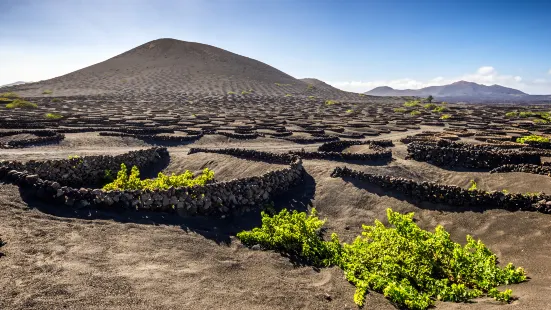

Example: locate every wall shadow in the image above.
[341,176,497,214]
[18,170,316,246]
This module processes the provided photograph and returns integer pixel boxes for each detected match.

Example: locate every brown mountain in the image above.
[4,38,359,98]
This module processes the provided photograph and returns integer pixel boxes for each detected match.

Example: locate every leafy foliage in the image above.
[516,134,550,144]
[410,110,421,116]
[238,208,526,309]
[325,100,338,105]
[42,89,53,95]
[346,109,353,113]
[468,179,478,191]
[404,100,420,107]
[0,92,19,99]
[394,107,406,113]
[237,208,341,267]
[0,97,13,103]
[505,111,518,118]
[102,163,214,191]
[227,91,236,95]
[5,99,37,109]
[432,106,447,113]
[45,113,63,119]
[423,103,437,110]
[426,95,434,103]
[440,114,451,120]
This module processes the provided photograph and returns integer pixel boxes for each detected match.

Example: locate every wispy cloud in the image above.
[548,69,551,75]
[327,66,551,95]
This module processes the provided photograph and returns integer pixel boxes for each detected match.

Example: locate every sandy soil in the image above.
[2,129,551,310]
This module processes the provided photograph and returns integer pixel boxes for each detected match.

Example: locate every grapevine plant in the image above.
[103,163,214,191]
[237,208,526,309]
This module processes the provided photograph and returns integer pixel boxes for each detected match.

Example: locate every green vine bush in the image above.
[516,134,550,144]
[5,99,37,109]
[238,208,526,309]
[102,163,214,191]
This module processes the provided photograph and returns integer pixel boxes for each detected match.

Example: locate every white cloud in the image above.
[548,69,551,75]
[326,66,551,95]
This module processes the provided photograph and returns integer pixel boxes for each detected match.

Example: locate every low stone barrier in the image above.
[0,147,168,187]
[331,166,551,213]
[491,164,551,176]
[280,135,339,144]
[0,148,304,217]
[98,132,203,143]
[188,147,296,165]
[0,130,65,148]
[216,131,260,140]
[407,140,541,169]
[317,139,393,152]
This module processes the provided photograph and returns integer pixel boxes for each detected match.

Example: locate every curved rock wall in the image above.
[331,166,551,213]
[406,140,541,168]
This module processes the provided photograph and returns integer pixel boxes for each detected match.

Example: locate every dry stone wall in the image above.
[0,147,168,187]
[0,148,304,217]
[407,140,541,168]
[0,130,65,148]
[331,166,551,213]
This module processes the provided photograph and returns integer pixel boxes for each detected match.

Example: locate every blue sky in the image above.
[1,0,550,94]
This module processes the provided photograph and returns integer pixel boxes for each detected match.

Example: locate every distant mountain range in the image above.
[365,81,551,103]
[0,81,28,88]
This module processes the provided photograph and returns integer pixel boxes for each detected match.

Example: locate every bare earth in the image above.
[2,130,551,310]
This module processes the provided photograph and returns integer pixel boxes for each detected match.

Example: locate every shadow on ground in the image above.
[19,170,316,246]
[341,175,500,214]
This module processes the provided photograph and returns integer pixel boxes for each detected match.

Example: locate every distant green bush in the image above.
[45,113,63,119]
[346,109,353,113]
[505,111,518,118]
[42,89,53,95]
[393,107,406,113]
[241,90,251,95]
[410,110,421,116]
[0,92,19,99]
[308,96,315,99]
[0,97,13,103]
[227,91,236,95]
[5,99,37,109]
[516,134,550,144]
[285,94,293,97]
[275,83,292,87]
[440,114,451,120]
[325,100,338,105]
[426,95,434,103]
[404,100,420,107]
[432,106,447,113]
[423,103,437,110]
[51,98,61,102]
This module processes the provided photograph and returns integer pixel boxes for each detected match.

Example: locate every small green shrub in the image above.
[404,100,420,107]
[285,94,293,97]
[505,111,518,118]
[468,180,478,191]
[308,96,315,99]
[0,92,19,99]
[51,98,61,103]
[359,93,365,97]
[394,107,406,113]
[5,99,37,109]
[307,84,314,90]
[426,95,434,103]
[346,109,353,113]
[325,100,338,105]
[241,90,251,95]
[45,113,63,119]
[432,106,447,113]
[423,103,437,110]
[410,110,421,116]
[516,134,550,144]
[0,97,13,103]
[42,89,53,95]
[440,114,451,120]
[227,91,236,95]
[275,83,292,87]
[102,163,215,191]
[238,208,526,309]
